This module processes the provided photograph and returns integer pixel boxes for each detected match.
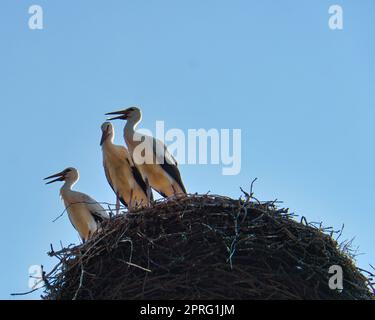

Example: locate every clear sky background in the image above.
[0,0,374,299]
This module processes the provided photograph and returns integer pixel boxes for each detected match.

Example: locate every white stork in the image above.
[44,167,109,242]
[105,106,187,198]
[100,122,152,211]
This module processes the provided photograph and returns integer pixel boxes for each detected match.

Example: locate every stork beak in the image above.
[100,127,110,146]
[105,109,129,121]
[44,171,65,184]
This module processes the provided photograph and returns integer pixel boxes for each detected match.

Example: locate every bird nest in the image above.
[42,194,374,300]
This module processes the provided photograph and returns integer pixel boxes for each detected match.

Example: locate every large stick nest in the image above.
[42,194,374,300]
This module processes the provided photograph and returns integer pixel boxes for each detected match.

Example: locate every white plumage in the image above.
[45,167,109,242]
[106,106,187,198]
[100,122,151,210]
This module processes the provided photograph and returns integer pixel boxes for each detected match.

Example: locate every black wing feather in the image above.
[104,162,128,207]
[90,211,106,224]
[160,159,187,194]
[129,160,153,201]
[117,194,128,207]
[153,140,186,194]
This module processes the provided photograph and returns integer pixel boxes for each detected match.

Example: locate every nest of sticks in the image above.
[42,193,374,300]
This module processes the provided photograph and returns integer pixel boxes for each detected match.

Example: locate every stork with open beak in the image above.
[105,107,187,198]
[44,167,109,243]
[100,122,152,211]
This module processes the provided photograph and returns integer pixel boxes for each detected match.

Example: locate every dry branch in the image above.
[42,194,374,300]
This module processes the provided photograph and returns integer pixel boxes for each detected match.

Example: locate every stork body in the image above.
[100,122,151,210]
[106,107,187,198]
[45,168,109,242]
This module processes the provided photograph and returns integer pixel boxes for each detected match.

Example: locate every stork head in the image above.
[100,122,114,146]
[44,167,79,185]
[105,106,141,122]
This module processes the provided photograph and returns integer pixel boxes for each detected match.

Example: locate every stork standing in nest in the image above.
[100,122,152,212]
[105,106,187,198]
[44,167,109,242]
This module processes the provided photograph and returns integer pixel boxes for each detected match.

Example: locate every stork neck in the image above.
[61,178,77,193]
[124,117,138,142]
[101,135,114,149]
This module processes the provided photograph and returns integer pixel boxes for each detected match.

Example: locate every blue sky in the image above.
[0,0,374,299]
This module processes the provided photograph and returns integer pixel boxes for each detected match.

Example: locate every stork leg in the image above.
[129,189,133,212]
[116,195,120,215]
[172,184,184,199]
[145,178,152,206]
[172,184,177,197]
